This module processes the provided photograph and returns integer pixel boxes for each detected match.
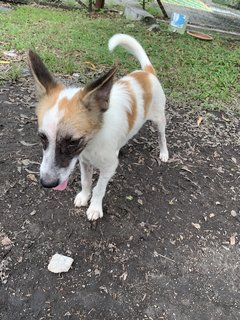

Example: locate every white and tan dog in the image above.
[28,34,169,221]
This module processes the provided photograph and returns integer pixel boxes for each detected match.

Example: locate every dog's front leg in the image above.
[74,157,93,207]
[87,160,118,221]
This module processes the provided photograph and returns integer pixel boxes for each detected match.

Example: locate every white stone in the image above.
[124,6,156,24]
[48,253,74,273]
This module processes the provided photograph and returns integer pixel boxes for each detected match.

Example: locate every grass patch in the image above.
[0,5,240,111]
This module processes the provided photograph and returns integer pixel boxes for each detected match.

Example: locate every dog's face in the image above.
[28,50,116,190]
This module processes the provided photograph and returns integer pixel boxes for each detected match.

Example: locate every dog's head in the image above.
[28,50,116,190]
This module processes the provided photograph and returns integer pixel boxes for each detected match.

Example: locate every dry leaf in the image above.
[221,114,230,122]
[99,286,108,293]
[22,159,31,166]
[83,61,96,69]
[230,233,237,246]
[94,269,101,276]
[27,174,38,182]
[181,166,193,174]
[197,116,203,126]
[192,222,201,230]
[20,140,38,147]
[1,236,12,248]
[25,168,39,174]
[120,271,128,281]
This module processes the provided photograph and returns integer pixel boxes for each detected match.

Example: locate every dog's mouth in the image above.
[53,179,68,191]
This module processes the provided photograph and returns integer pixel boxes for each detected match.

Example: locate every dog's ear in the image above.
[82,67,117,112]
[28,50,57,97]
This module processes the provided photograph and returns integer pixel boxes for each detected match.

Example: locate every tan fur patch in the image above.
[144,64,156,75]
[36,83,65,126]
[58,91,102,138]
[130,71,152,118]
[119,80,137,131]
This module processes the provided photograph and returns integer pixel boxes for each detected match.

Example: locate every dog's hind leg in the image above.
[147,95,169,162]
[74,157,93,207]
[154,114,169,162]
[86,159,119,221]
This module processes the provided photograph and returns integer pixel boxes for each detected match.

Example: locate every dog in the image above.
[28,34,169,221]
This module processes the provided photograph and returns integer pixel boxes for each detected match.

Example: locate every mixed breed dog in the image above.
[28,34,169,221]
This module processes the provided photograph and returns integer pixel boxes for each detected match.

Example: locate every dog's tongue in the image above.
[53,179,68,191]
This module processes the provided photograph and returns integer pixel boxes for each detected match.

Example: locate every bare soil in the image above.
[0,77,240,320]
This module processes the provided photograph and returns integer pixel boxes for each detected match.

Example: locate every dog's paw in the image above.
[87,206,103,221]
[160,150,169,162]
[74,192,90,207]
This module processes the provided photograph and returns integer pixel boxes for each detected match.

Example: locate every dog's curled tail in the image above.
[108,34,155,75]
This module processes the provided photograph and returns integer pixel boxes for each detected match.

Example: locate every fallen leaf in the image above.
[1,236,12,248]
[181,166,193,174]
[22,159,31,166]
[94,269,101,276]
[192,222,201,230]
[25,168,39,174]
[221,114,230,122]
[20,140,38,147]
[126,195,133,201]
[83,61,96,69]
[168,198,176,205]
[120,271,128,281]
[27,174,38,182]
[197,116,203,126]
[99,286,108,293]
[230,233,237,246]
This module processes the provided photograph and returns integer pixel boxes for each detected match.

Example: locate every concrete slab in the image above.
[124,5,156,23]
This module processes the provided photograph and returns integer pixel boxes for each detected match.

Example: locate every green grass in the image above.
[0,5,240,111]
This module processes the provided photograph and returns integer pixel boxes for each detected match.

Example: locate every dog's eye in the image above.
[58,137,84,155]
[65,138,85,154]
[38,132,48,150]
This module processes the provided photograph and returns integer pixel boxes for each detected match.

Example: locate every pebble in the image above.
[231,210,237,217]
[48,253,74,273]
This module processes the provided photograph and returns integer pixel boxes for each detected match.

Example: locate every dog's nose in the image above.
[40,178,59,188]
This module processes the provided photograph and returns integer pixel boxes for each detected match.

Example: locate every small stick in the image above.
[158,253,175,263]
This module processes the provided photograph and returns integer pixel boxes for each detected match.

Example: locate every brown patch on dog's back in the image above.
[144,64,156,75]
[36,83,65,126]
[130,71,152,117]
[119,80,137,131]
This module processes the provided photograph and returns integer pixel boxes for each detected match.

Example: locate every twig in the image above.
[158,253,175,263]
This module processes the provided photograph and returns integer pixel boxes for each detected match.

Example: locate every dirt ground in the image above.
[0,77,240,320]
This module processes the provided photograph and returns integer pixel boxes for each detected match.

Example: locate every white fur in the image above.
[109,33,151,70]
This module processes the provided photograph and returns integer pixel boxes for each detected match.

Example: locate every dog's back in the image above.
[83,34,166,165]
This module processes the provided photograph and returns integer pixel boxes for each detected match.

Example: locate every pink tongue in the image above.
[53,179,68,191]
